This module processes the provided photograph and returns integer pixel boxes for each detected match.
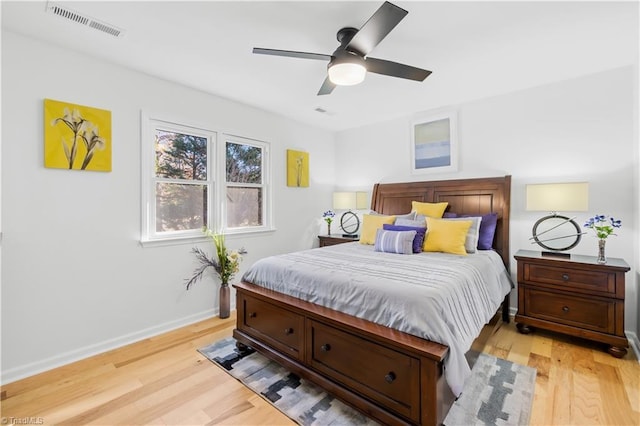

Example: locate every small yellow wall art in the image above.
[286,149,309,187]
[44,98,112,171]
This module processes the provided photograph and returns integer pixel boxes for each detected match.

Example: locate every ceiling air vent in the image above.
[46,2,125,38]
[314,107,334,116]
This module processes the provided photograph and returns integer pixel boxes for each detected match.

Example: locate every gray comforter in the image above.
[241,242,513,396]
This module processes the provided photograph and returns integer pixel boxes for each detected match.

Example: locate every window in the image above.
[141,113,271,245]
[142,116,215,242]
[224,135,269,233]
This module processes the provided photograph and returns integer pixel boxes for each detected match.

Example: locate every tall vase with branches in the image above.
[185,228,242,318]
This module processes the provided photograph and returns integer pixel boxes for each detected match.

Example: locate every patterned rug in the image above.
[199,338,536,426]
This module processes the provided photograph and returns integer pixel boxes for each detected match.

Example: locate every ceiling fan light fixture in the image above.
[253,2,429,95]
[328,61,366,86]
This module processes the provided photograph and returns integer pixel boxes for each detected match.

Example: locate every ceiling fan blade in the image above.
[365,57,431,81]
[253,48,331,61]
[346,1,408,56]
[317,77,336,95]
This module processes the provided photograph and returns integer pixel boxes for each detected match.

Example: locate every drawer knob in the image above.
[284,328,294,335]
[562,306,570,312]
[249,312,257,318]
[561,274,570,281]
[385,372,396,383]
[320,344,331,352]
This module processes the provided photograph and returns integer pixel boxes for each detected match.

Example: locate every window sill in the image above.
[140,227,276,248]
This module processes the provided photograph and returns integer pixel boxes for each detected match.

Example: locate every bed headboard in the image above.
[370,176,512,270]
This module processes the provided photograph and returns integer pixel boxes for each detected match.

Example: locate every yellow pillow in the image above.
[423,217,472,255]
[359,214,396,245]
[411,201,448,218]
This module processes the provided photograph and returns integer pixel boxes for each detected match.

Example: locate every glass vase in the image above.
[327,222,331,235]
[597,239,606,264]
[219,284,230,319]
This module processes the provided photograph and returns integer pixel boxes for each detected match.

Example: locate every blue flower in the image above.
[322,210,335,224]
[584,214,622,240]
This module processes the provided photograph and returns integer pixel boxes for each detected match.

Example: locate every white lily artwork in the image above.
[286,149,309,187]
[44,99,112,171]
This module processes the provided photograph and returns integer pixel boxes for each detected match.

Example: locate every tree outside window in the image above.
[225,139,266,229]
[155,130,209,233]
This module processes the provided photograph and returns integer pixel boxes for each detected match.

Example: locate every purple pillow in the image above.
[383,224,427,253]
[443,212,458,218]
[459,212,498,250]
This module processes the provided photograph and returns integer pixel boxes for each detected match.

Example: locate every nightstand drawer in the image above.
[318,235,359,247]
[523,288,615,333]
[523,263,616,296]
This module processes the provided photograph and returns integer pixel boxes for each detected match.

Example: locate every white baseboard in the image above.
[626,331,640,363]
[1,308,217,385]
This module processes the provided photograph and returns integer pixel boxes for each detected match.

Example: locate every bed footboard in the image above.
[233,281,455,426]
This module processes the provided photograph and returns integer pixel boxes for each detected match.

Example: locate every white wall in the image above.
[1,31,336,383]
[335,67,639,340]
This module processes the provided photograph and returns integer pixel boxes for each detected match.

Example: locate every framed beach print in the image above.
[410,111,458,174]
[44,98,112,172]
[286,149,309,187]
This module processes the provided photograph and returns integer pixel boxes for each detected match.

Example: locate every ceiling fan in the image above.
[253,1,431,95]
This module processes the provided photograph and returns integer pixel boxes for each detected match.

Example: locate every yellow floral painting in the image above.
[287,149,309,187]
[44,99,112,172]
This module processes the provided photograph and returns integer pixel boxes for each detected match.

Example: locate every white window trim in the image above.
[220,133,273,235]
[140,111,274,247]
[140,111,216,246]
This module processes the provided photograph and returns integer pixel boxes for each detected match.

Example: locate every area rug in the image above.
[198,338,536,426]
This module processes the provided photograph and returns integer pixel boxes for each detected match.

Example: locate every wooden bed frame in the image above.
[233,175,512,426]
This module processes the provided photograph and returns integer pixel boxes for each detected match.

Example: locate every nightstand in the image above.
[318,235,359,247]
[514,249,630,358]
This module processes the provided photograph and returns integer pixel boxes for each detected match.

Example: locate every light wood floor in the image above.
[1,312,638,425]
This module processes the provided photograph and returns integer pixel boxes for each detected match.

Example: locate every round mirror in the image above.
[531,214,582,252]
[340,211,360,235]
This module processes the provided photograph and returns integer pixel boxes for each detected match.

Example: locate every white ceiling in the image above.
[2,1,638,131]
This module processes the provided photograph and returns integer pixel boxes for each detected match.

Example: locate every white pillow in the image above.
[395,217,426,228]
[371,211,416,222]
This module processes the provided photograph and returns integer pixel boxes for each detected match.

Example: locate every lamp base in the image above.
[541,250,571,258]
[339,211,361,236]
[531,214,583,253]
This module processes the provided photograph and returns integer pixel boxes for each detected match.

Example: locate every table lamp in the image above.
[526,182,589,256]
[333,191,368,237]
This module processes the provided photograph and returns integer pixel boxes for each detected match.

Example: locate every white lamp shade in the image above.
[333,192,357,210]
[356,192,368,209]
[526,182,589,212]
[328,62,366,86]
